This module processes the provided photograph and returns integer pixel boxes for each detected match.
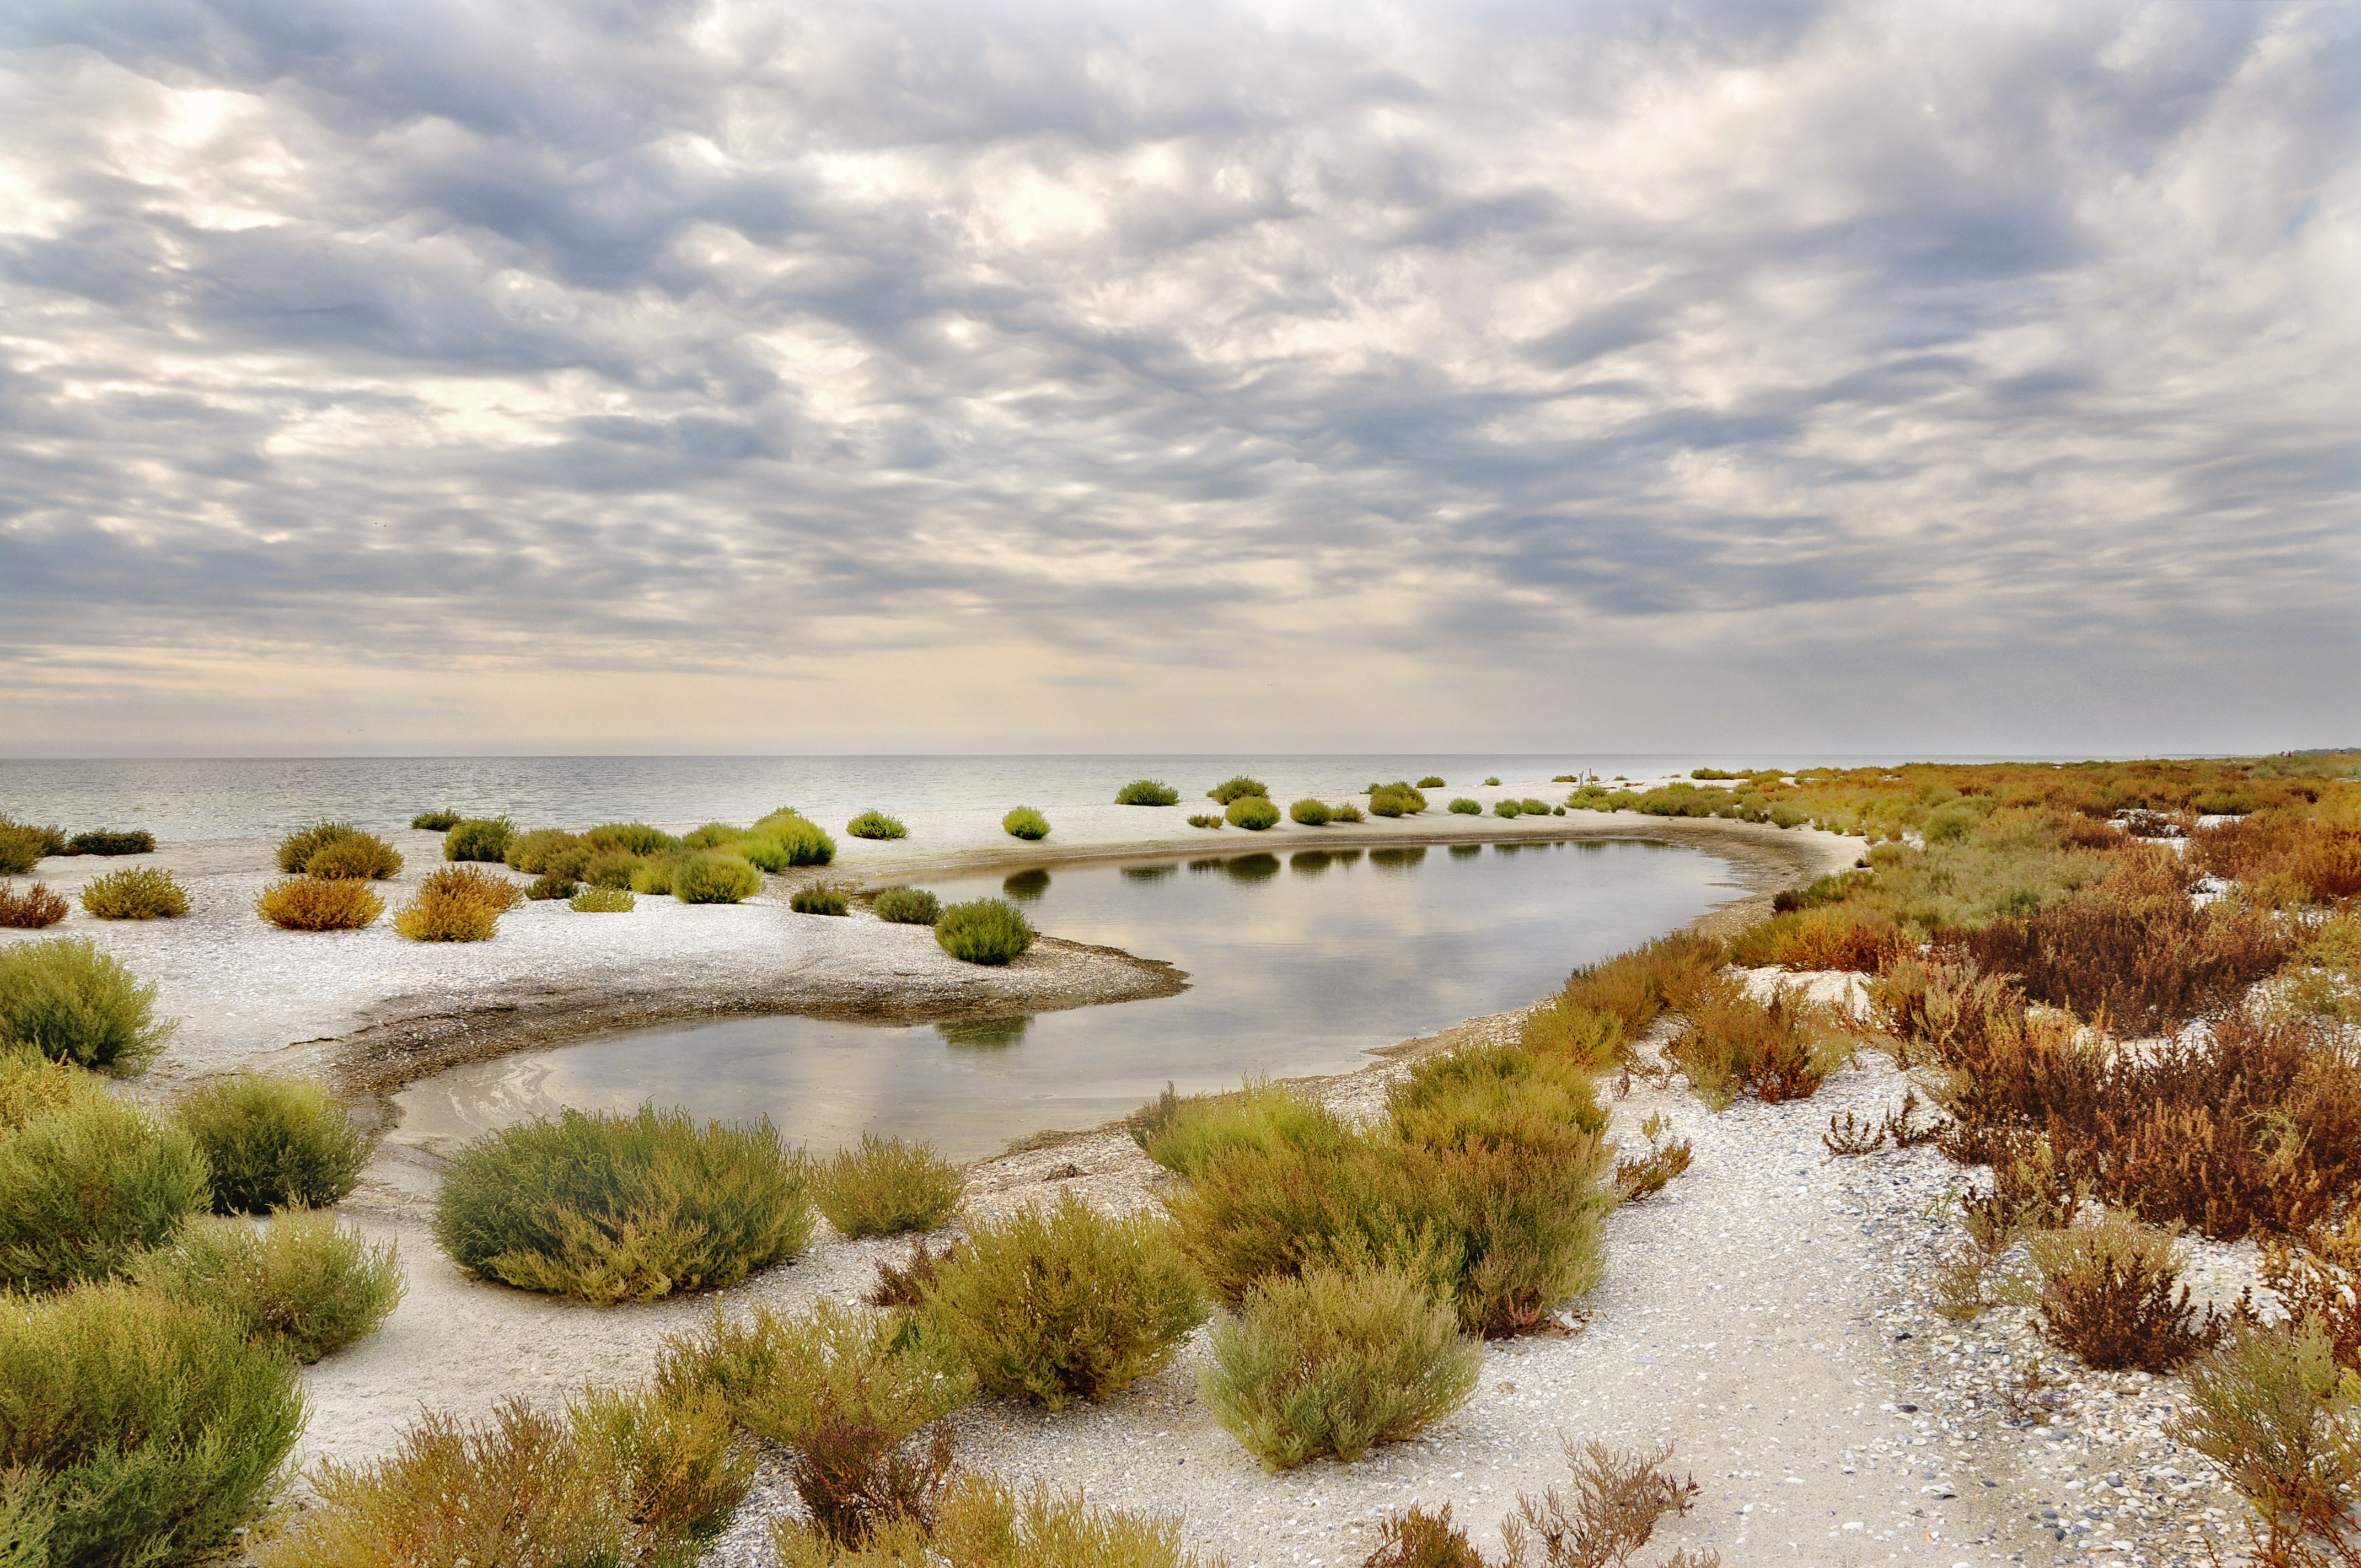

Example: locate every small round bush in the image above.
[175,1072,369,1213]
[741,817,835,868]
[255,876,384,931]
[569,885,636,912]
[393,864,522,942]
[924,1190,1208,1409]
[789,884,850,916]
[1207,776,1268,804]
[307,832,403,880]
[1369,794,1407,819]
[79,866,187,920]
[0,1056,212,1289]
[0,881,70,928]
[1002,806,1050,841]
[528,872,579,900]
[1330,803,1363,823]
[0,938,177,1073]
[810,1134,963,1238]
[1117,779,1180,806]
[1519,798,1551,815]
[1448,797,1480,814]
[1483,777,1501,787]
[1187,814,1224,829]
[1288,798,1333,826]
[846,810,908,841]
[410,809,460,831]
[1226,796,1281,831]
[1371,784,1428,814]
[674,853,761,905]
[679,821,745,850]
[443,817,514,863]
[0,1280,306,1565]
[0,821,56,875]
[1495,800,1523,818]
[277,819,358,873]
[583,821,676,856]
[935,898,1035,964]
[434,1107,813,1303]
[871,887,941,925]
[630,858,678,896]
[133,1209,404,1362]
[505,827,584,873]
[582,848,645,889]
[66,829,155,857]
[1415,776,1446,790]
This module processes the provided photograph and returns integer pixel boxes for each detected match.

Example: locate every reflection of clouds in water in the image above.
[1002,869,1051,902]
[937,1016,1032,1049]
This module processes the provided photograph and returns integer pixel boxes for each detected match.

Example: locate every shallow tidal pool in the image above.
[392,837,1738,1162]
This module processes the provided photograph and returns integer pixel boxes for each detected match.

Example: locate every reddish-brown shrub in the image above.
[1730,907,1911,972]
[2196,811,2361,903]
[2260,1210,2361,1372]
[2030,1212,2228,1373]
[0,882,69,928]
[1364,1504,1487,1568]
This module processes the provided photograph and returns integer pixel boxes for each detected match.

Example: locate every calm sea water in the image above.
[391,836,1737,1162]
[0,753,1936,841]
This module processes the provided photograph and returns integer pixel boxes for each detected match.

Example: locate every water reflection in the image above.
[1370,846,1426,871]
[1290,850,1334,874]
[937,1016,1032,1049]
[1122,864,1177,884]
[1002,868,1051,901]
[1226,852,1281,883]
[1449,844,1482,860]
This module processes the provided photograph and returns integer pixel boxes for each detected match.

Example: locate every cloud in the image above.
[0,0,2354,755]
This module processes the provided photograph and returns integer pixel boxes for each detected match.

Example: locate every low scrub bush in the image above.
[585,822,677,856]
[680,821,746,850]
[1548,933,1725,1042]
[1728,906,1908,972]
[1187,814,1224,829]
[0,1056,212,1289]
[674,852,761,904]
[812,1135,963,1237]
[792,884,852,916]
[1372,783,1427,813]
[924,1191,1207,1409]
[410,809,460,831]
[393,863,523,942]
[1494,801,1522,819]
[1129,1080,1349,1178]
[1226,796,1281,831]
[747,812,836,867]
[529,872,579,900]
[1516,1001,1624,1072]
[132,1209,403,1361]
[0,820,59,875]
[1208,776,1268,805]
[1002,807,1050,841]
[175,1072,368,1212]
[1203,1264,1479,1469]
[442,817,515,863]
[769,1472,1222,1568]
[1289,798,1334,826]
[847,810,908,841]
[2170,1320,2361,1568]
[865,1238,952,1309]
[65,829,154,856]
[255,875,383,931]
[631,858,679,896]
[0,882,68,928]
[2261,1210,2361,1372]
[0,937,176,1071]
[935,899,1035,964]
[505,827,584,874]
[1501,1440,1710,1568]
[308,833,402,880]
[570,885,635,912]
[582,847,645,889]
[1614,1114,1697,1202]
[434,1107,813,1303]
[1666,975,1845,1108]
[1518,798,1551,816]
[1333,803,1364,823]
[1416,776,1446,790]
[277,819,359,873]
[872,887,941,925]
[78,866,187,920]
[1118,779,1180,806]
[1448,798,1480,815]
[2029,1210,2227,1372]
[0,1280,305,1566]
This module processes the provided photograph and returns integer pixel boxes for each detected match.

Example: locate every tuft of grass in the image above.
[78,866,187,920]
[1201,1264,1480,1470]
[2170,1319,2361,1568]
[434,1106,813,1303]
[792,884,852,916]
[255,875,383,931]
[924,1191,1208,1409]
[1208,777,1269,805]
[1117,780,1180,806]
[0,1280,306,1567]
[1289,798,1334,826]
[308,833,403,880]
[175,1072,369,1212]
[2029,1210,2226,1372]
[409,809,460,831]
[65,829,154,857]
[0,881,69,928]
[1226,796,1281,831]
[584,822,678,856]
[277,819,359,873]
[570,885,636,912]
[1448,798,1480,815]
[0,937,177,1072]
[505,827,585,874]
[1002,806,1050,841]
[132,1209,404,1362]
[442,817,515,863]
[1129,1080,1348,1178]
[847,810,908,841]
[1416,776,1446,790]
[393,863,523,942]
[0,1056,212,1290]
[935,898,1035,964]
[1667,975,1847,1109]
[1332,803,1364,823]
[675,852,762,904]
[811,1135,963,1238]
[872,887,941,925]
[1187,814,1224,829]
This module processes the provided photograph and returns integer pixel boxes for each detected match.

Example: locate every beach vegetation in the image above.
[529,872,579,900]
[585,822,678,856]
[505,827,585,874]
[307,833,403,880]
[753,810,838,866]
[1370,783,1427,814]
[766,1470,1221,1568]
[792,884,852,916]
[864,1238,953,1310]
[0,937,177,1072]
[1494,801,1521,818]
[0,1279,305,1567]
[2170,1320,2361,1568]
[674,853,761,905]
[631,858,679,896]
[78,866,187,920]
[872,887,941,925]
[935,899,1034,965]
[277,819,359,873]
[1484,777,1502,787]
[1416,777,1446,790]
[1518,799,1550,815]
[65,829,155,856]
[1666,975,1845,1109]
[393,863,523,942]
[2028,1210,2226,1372]
[583,848,645,889]
[0,819,63,874]
[680,822,746,850]
[1208,777,1269,805]
[2258,1210,2361,1372]
[1448,798,1480,815]
[1002,807,1050,841]
[1332,803,1364,823]
[1128,1080,1349,1178]
[570,885,635,913]
[1117,780,1180,806]
[255,874,384,931]
[811,1134,963,1238]
[1187,814,1224,829]
[0,881,69,928]
[174,1072,369,1212]
[1226,796,1281,831]
[442,817,515,863]
[433,1106,812,1303]
[131,1209,404,1362]
[410,809,461,831]
[1289,798,1334,826]
[1201,1263,1479,1470]
[1498,1441,1709,1568]
[847,810,908,841]
[0,1055,212,1290]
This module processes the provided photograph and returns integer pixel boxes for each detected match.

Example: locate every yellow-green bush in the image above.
[442,817,514,863]
[872,887,941,925]
[584,822,676,856]
[307,833,403,880]
[0,1057,212,1291]
[276,820,357,873]
[811,1135,963,1238]
[570,885,636,913]
[0,937,177,1072]
[847,810,908,841]
[1206,777,1267,805]
[1117,780,1180,807]
[255,875,384,931]
[674,853,761,904]
[175,1072,369,1212]
[1667,974,1847,1109]
[1127,1080,1349,1178]
[1002,807,1050,842]
[505,828,585,874]
[132,1210,403,1362]
[393,864,523,942]
[935,899,1034,964]
[78,867,187,920]
[1225,796,1280,831]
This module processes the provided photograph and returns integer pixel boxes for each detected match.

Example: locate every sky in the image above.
[1,0,2354,759]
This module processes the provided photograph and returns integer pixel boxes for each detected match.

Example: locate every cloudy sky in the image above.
[1,1,2353,758]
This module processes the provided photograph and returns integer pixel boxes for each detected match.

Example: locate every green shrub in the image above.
[584,822,677,856]
[847,811,908,841]
[1226,796,1280,831]
[812,1135,963,1238]
[582,848,645,889]
[1494,801,1522,818]
[174,1072,368,1213]
[65,830,154,857]
[1369,793,1407,819]
[570,885,635,913]
[277,820,358,873]
[1202,1264,1479,1469]
[1332,803,1363,823]
[1117,780,1180,807]
[792,884,851,916]
[528,873,579,901]
[679,823,745,850]
[1667,974,1845,1109]
[0,938,176,1072]
[2170,1320,2361,1567]
[0,821,58,876]
[442,817,514,862]
[1002,807,1050,841]
[749,812,838,866]
[255,876,383,931]
[1288,798,1333,826]
[132,1210,404,1362]
[924,1191,1206,1409]
[393,863,522,942]
[630,858,678,896]
[78,867,187,920]
[1386,1043,1608,1151]
[0,882,69,928]
[1187,814,1224,829]
[1371,783,1427,814]
[1448,798,1480,815]
[872,887,941,925]
[1485,777,1502,787]
[935,899,1034,964]
[409,809,460,831]
[767,1474,1223,1568]
[434,1107,813,1303]
[505,827,584,874]
[674,853,761,905]
[1128,1080,1348,1178]
[0,1280,305,1566]
[1207,777,1268,805]
[308,833,403,880]
[1519,798,1550,815]
[0,1057,212,1290]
